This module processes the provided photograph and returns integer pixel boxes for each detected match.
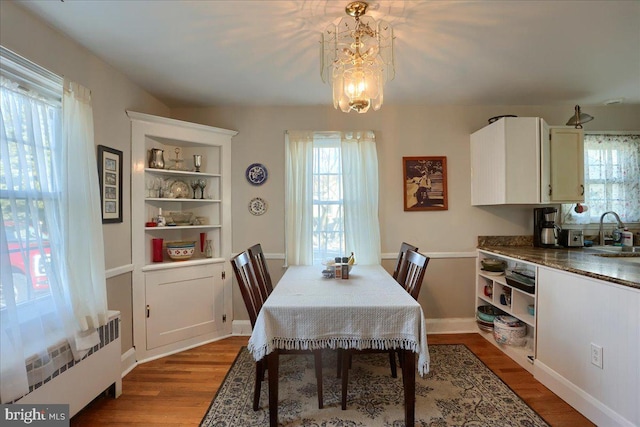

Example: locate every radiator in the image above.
[15,310,122,417]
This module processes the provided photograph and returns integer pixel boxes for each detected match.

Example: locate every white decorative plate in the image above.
[170,180,190,198]
[248,197,267,216]
[245,163,268,185]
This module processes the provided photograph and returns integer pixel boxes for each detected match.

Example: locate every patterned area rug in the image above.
[200,344,549,427]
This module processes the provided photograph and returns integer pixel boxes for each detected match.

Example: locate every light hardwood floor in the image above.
[70,333,594,426]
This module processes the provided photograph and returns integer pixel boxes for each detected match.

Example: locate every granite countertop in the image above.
[477,236,640,290]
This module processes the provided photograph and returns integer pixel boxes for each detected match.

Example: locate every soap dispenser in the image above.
[621,228,633,247]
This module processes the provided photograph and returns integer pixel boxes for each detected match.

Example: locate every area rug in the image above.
[200,344,549,427]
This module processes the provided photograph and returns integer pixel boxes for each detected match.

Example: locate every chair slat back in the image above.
[397,249,430,300]
[392,242,418,280]
[248,243,273,301]
[231,250,264,327]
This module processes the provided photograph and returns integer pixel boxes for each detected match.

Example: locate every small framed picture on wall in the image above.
[402,156,448,211]
[97,145,123,223]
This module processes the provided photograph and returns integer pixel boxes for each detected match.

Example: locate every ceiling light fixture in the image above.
[320,1,394,113]
[566,105,594,129]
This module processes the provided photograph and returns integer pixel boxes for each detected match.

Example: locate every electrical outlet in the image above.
[591,343,603,369]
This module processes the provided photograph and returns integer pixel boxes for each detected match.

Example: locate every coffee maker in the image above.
[534,207,561,248]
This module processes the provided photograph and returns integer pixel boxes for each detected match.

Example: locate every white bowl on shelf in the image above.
[166,241,196,261]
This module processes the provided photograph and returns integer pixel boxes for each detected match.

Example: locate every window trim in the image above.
[0,46,62,102]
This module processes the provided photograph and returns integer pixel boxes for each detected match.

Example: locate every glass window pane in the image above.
[312,140,344,265]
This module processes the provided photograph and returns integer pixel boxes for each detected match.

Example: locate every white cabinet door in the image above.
[470,117,541,205]
[546,128,584,202]
[145,264,224,350]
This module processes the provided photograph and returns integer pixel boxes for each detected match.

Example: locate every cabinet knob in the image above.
[548,184,552,196]
[580,184,584,196]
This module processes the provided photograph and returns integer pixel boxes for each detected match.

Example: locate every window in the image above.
[313,135,344,263]
[1,49,61,307]
[285,131,381,266]
[562,133,640,225]
[1,46,108,403]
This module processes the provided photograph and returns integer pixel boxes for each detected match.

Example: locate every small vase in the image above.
[204,240,213,258]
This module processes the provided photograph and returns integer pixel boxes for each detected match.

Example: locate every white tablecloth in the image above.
[247,265,430,376]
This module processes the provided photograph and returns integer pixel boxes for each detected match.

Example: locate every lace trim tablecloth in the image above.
[247,265,430,376]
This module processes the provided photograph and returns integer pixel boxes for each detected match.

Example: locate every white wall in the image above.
[1,0,170,352]
[171,104,640,322]
[3,0,639,342]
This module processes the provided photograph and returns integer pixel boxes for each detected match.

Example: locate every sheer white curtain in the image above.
[285,131,315,265]
[561,134,640,225]
[61,81,109,339]
[1,74,66,402]
[285,130,381,266]
[341,131,381,264]
[0,62,107,402]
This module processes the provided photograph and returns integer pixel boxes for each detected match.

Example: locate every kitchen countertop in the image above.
[477,244,640,290]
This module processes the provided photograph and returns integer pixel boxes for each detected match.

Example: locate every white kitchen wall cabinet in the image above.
[536,267,639,427]
[470,117,584,205]
[128,111,237,362]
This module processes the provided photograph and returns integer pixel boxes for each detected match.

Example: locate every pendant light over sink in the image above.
[566,105,594,129]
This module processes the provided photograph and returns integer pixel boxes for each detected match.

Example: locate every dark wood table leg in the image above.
[341,350,351,410]
[267,351,279,427]
[400,349,415,426]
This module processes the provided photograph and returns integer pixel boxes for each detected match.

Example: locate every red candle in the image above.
[200,232,206,252]
[152,238,164,262]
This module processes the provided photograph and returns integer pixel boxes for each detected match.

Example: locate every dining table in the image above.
[247,264,430,426]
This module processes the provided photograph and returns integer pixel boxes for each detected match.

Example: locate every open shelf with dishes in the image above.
[476,250,537,373]
[129,111,237,361]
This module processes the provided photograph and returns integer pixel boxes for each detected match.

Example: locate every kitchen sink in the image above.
[585,246,640,265]
[586,245,640,254]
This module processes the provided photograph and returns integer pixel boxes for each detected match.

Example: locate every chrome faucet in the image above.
[599,211,625,245]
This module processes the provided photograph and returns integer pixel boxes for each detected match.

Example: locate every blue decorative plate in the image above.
[245,163,268,185]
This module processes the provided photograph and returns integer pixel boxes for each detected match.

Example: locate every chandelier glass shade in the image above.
[321,1,395,113]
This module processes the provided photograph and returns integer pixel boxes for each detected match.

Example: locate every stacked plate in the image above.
[480,258,506,274]
[476,305,505,332]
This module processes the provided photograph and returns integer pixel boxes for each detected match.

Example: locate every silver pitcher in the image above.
[148,148,165,169]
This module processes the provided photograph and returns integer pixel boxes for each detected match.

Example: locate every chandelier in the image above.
[320,1,395,113]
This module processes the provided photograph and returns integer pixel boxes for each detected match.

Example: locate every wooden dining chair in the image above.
[231,250,324,411]
[392,242,419,281]
[248,243,273,301]
[340,249,430,410]
[395,249,430,300]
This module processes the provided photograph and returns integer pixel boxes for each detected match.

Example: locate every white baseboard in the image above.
[425,317,477,334]
[535,360,636,427]
[121,347,137,377]
[233,318,477,337]
[232,320,253,336]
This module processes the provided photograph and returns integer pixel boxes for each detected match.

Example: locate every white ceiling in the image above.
[16,0,640,108]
